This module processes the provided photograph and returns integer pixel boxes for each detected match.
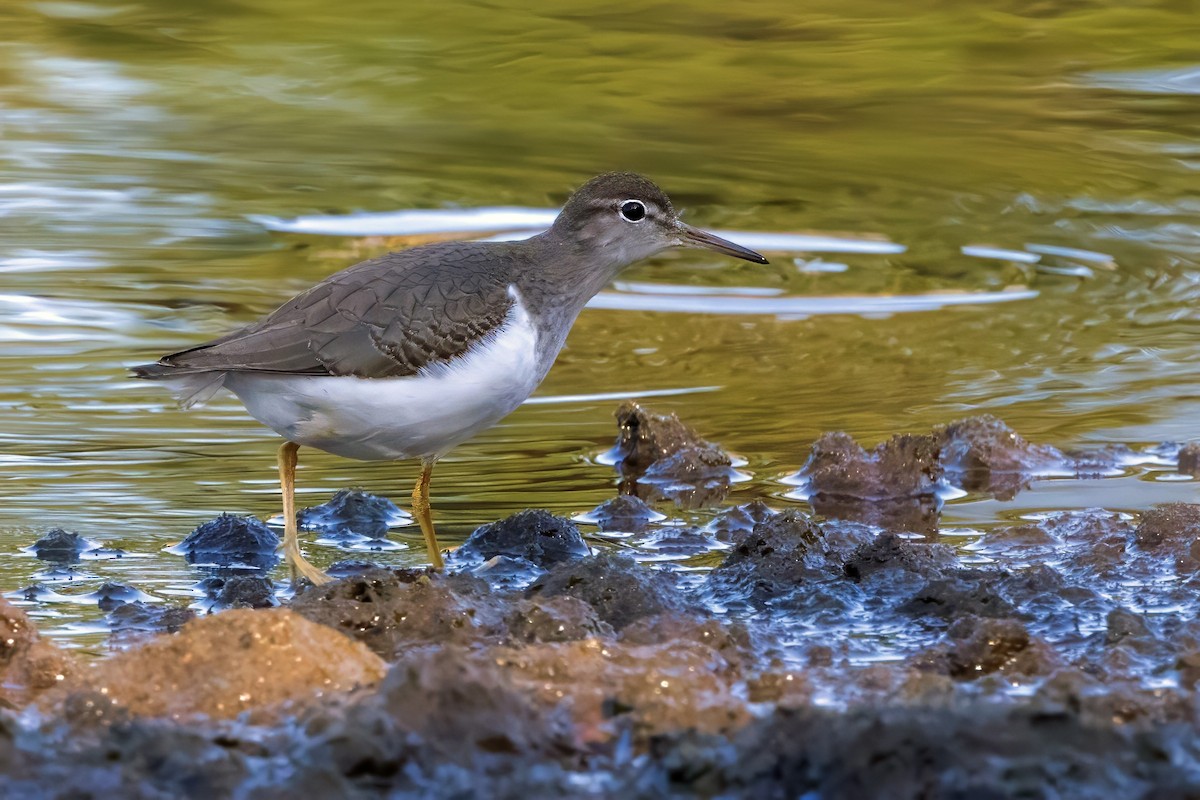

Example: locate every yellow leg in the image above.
[277,441,332,586]
[411,458,445,569]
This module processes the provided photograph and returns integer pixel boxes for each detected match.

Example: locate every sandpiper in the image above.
[133,172,767,584]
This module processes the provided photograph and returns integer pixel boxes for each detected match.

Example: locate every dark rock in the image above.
[612,401,730,475]
[709,511,872,608]
[290,568,511,657]
[215,576,277,609]
[175,513,280,571]
[528,552,691,630]
[1135,503,1200,548]
[900,570,1017,620]
[298,488,404,539]
[580,494,665,532]
[84,582,149,612]
[706,501,777,539]
[108,602,195,640]
[30,529,94,564]
[1106,608,1153,646]
[843,532,957,582]
[504,596,614,643]
[455,509,589,568]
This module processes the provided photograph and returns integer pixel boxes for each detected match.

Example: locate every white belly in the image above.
[223,297,542,461]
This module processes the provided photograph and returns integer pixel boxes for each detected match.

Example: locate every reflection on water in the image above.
[1,0,1199,647]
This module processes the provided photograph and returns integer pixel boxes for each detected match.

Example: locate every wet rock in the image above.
[645,703,1200,799]
[298,488,405,539]
[791,431,943,500]
[454,509,589,568]
[299,646,576,770]
[83,581,152,612]
[108,601,195,641]
[843,531,957,583]
[579,495,665,533]
[291,568,511,657]
[326,559,388,579]
[1106,607,1153,646]
[52,608,385,720]
[900,569,1018,620]
[1135,503,1200,548]
[634,526,726,560]
[30,528,94,564]
[935,415,1065,499]
[0,598,74,708]
[215,575,277,609]
[504,596,614,644]
[175,513,280,570]
[529,552,691,631]
[708,511,871,608]
[612,402,736,508]
[914,617,1058,680]
[1178,442,1200,475]
[705,500,776,539]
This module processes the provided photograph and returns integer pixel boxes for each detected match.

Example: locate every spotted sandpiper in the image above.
[132,172,767,584]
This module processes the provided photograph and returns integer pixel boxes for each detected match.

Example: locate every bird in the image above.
[132,172,768,585]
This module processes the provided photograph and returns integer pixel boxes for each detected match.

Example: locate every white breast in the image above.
[224,288,542,461]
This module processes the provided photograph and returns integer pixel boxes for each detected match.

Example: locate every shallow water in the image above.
[2,0,1199,652]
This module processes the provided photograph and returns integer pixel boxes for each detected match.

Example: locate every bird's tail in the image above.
[131,363,227,409]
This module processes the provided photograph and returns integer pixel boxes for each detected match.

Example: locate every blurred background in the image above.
[2,0,1198,640]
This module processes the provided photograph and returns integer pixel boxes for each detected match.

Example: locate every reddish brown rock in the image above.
[49,608,385,720]
[0,598,74,708]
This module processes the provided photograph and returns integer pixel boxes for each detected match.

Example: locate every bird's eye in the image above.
[618,200,647,223]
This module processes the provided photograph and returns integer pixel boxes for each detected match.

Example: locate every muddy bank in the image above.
[3,410,1200,797]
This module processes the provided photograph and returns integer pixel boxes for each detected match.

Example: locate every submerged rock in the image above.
[611,402,737,508]
[30,528,95,564]
[84,581,155,612]
[0,598,74,708]
[298,488,405,540]
[108,601,195,641]
[454,509,589,568]
[50,608,385,720]
[215,575,277,609]
[578,495,665,533]
[175,513,280,571]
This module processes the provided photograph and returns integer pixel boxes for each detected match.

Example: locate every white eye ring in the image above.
[618,199,647,223]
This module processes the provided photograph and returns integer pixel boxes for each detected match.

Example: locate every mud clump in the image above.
[0,598,74,708]
[175,513,280,571]
[793,431,942,500]
[709,510,872,610]
[1177,442,1200,475]
[46,608,385,721]
[529,551,693,630]
[933,415,1064,498]
[290,568,511,657]
[454,509,590,568]
[612,401,737,508]
[900,570,1018,620]
[298,488,404,540]
[214,575,277,609]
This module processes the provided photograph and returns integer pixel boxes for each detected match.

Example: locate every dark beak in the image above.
[677,223,769,264]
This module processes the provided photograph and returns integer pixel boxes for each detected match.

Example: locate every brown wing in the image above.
[148,243,516,379]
